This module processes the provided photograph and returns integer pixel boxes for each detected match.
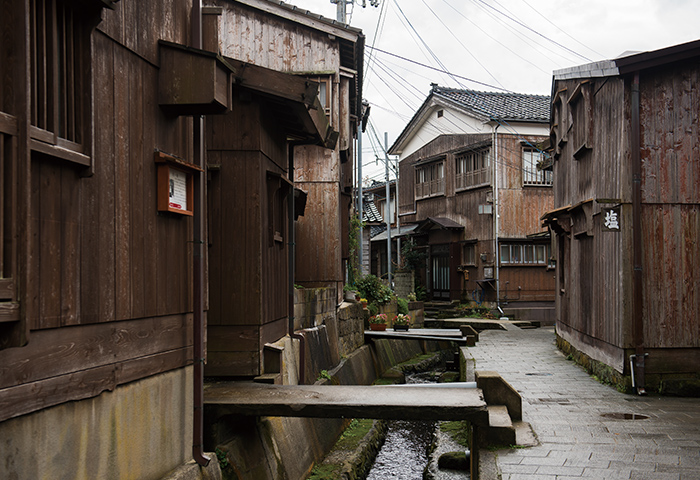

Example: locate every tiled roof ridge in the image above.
[431,84,550,122]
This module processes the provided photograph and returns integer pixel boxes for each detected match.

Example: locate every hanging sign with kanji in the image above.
[602,206,621,232]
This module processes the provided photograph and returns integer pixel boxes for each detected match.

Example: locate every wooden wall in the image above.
[551,77,631,357]
[639,62,700,349]
[0,0,197,421]
[552,59,700,369]
[205,91,290,377]
[397,132,554,303]
[216,0,355,292]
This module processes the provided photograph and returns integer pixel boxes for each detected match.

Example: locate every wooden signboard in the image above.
[154,151,203,216]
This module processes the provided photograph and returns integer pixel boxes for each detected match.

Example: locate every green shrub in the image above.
[356,274,393,305]
[397,297,409,315]
[368,302,379,317]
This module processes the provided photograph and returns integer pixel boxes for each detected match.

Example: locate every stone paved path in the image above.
[466,325,700,480]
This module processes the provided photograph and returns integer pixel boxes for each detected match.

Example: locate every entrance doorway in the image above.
[430,244,450,299]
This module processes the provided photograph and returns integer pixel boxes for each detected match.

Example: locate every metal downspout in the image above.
[191,0,210,467]
[358,126,363,276]
[288,144,305,384]
[631,72,646,395]
[493,124,504,316]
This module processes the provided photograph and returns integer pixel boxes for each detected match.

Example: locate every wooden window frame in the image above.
[462,243,476,266]
[522,147,553,186]
[414,160,445,200]
[500,243,549,265]
[455,146,491,191]
[29,0,92,167]
[568,81,592,160]
[266,171,292,248]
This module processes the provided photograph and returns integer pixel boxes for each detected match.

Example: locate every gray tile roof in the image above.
[433,86,550,123]
[362,199,383,223]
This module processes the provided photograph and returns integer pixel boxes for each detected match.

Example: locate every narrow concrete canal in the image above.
[366,371,469,480]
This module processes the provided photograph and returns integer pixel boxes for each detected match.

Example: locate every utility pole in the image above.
[384,133,392,288]
[330,2,379,280]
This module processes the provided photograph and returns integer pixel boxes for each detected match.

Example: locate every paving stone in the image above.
[468,326,700,480]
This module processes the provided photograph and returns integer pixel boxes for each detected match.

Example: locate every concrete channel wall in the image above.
[211,288,443,480]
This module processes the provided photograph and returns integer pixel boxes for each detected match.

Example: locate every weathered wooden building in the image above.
[542,39,700,394]
[0,0,213,477]
[202,0,364,377]
[390,86,555,315]
[0,0,349,477]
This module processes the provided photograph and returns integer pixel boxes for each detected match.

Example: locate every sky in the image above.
[283,0,700,183]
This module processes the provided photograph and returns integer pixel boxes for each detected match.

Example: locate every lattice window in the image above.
[455,147,491,190]
[522,147,553,186]
[414,161,444,200]
[30,0,90,163]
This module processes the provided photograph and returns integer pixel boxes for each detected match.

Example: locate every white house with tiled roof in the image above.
[387,84,555,321]
[389,84,550,160]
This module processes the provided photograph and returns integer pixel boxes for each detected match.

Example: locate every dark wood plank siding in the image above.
[206,93,292,376]
[552,77,631,352]
[0,0,197,418]
[639,62,700,348]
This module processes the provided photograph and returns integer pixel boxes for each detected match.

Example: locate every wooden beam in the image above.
[0,302,19,323]
[0,347,192,422]
[204,382,489,423]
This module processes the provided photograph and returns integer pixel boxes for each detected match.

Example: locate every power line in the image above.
[366,46,512,92]
[475,0,592,62]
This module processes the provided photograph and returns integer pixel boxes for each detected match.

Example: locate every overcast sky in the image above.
[284,0,700,183]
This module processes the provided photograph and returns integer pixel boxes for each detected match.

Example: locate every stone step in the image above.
[483,405,517,446]
[514,420,538,447]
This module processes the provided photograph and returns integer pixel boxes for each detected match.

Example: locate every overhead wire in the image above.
[441,0,550,75]
[477,0,592,62]
[465,0,573,67]
[419,0,506,90]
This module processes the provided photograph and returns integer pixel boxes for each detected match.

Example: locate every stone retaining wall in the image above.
[293,287,336,330]
[393,272,415,299]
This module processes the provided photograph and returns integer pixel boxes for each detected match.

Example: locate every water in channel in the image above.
[365,371,438,480]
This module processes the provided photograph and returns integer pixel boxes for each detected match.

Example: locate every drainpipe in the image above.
[191,0,210,467]
[631,72,646,395]
[492,123,504,316]
[288,144,305,384]
[358,124,363,276]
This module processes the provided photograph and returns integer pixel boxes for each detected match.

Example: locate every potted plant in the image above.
[393,314,411,331]
[368,313,388,331]
[360,297,368,308]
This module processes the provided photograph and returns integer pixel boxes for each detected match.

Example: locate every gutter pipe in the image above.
[492,123,504,317]
[288,144,305,384]
[191,0,210,467]
[631,72,646,395]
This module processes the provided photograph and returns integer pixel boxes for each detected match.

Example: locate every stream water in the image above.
[365,371,439,480]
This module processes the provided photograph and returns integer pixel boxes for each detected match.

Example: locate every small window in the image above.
[522,147,552,186]
[456,147,491,190]
[501,243,549,265]
[463,243,476,266]
[437,109,444,118]
[30,0,92,166]
[306,75,332,116]
[414,160,445,200]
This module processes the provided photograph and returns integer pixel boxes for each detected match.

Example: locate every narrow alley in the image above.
[468,326,700,479]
